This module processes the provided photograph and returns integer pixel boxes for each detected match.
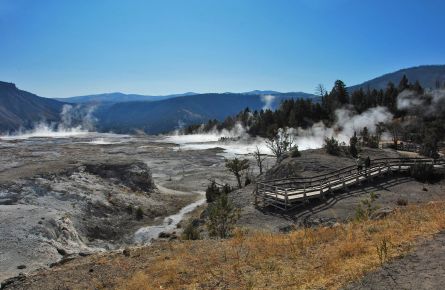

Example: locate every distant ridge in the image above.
[349,65,445,92]
[0,81,65,132]
[55,92,198,104]
[95,92,315,134]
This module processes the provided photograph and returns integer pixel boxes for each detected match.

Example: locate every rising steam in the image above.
[397,89,445,116]
[261,95,276,110]
[164,106,393,155]
[1,104,97,139]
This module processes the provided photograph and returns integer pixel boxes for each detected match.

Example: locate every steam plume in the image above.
[261,95,276,110]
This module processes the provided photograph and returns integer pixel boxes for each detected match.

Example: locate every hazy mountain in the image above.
[94,92,319,134]
[243,90,282,95]
[349,65,445,92]
[95,93,266,134]
[55,92,197,104]
[0,81,65,132]
[54,90,315,134]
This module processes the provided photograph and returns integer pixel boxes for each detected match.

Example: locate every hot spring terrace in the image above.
[255,157,445,211]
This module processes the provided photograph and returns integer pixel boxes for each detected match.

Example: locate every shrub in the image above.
[205,181,221,203]
[222,183,233,194]
[355,192,379,221]
[182,222,200,240]
[324,137,340,156]
[376,237,390,265]
[290,145,301,157]
[126,204,134,214]
[207,194,239,239]
[244,175,251,186]
[135,207,144,220]
[368,135,380,148]
[409,163,435,183]
[396,198,408,206]
[419,135,440,158]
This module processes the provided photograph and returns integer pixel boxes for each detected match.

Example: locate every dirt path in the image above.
[346,232,445,290]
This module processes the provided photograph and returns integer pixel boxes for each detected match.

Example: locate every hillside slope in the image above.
[349,65,445,91]
[0,82,64,132]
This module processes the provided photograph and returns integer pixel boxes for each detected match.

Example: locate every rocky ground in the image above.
[0,134,236,283]
[345,231,445,290]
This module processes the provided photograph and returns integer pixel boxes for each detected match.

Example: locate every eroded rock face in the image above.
[0,160,162,282]
[84,161,156,193]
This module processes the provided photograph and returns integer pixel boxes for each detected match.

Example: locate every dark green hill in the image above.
[0,82,65,132]
[349,65,445,92]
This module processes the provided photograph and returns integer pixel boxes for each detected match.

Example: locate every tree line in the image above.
[185,75,444,157]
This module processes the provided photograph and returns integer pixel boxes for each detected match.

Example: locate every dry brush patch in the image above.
[119,201,445,290]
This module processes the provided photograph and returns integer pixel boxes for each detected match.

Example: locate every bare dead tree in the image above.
[315,84,327,98]
[387,122,402,148]
[252,146,267,175]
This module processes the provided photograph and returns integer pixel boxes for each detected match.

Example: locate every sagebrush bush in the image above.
[135,207,144,220]
[409,163,435,183]
[182,222,200,240]
[396,198,408,206]
[206,181,233,203]
[355,192,379,221]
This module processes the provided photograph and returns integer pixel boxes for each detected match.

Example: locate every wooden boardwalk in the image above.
[255,157,445,211]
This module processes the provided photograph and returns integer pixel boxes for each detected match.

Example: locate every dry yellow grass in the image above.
[120,201,445,290]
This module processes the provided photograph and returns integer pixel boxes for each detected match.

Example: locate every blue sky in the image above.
[0,0,444,97]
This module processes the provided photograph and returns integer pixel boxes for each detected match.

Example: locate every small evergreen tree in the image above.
[207,194,239,239]
[349,131,358,157]
[324,137,340,155]
[135,207,144,220]
[290,145,301,157]
[398,74,409,91]
[361,127,370,146]
[205,180,221,203]
[225,158,250,189]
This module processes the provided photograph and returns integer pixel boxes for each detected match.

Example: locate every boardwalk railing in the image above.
[255,157,445,211]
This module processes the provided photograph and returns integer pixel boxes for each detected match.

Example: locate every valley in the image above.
[0,133,239,282]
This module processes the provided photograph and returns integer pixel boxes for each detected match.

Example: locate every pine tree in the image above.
[349,131,359,157]
[398,74,409,91]
[331,80,349,105]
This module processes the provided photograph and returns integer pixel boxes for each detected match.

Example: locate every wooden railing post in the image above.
[254,183,258,206]
[285,189,288,210]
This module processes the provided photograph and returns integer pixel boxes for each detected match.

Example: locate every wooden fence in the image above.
[255,157,445,211]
